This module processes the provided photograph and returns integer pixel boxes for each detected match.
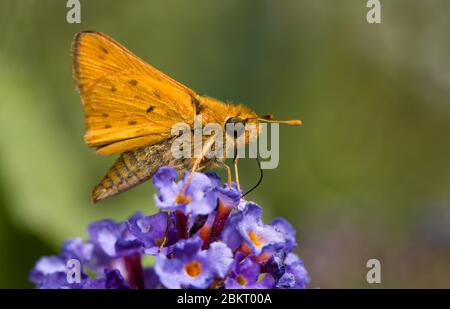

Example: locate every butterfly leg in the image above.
[161,137,216,249]
[224,163,233,187]
[216,161,232,187]
[234,155,241,192]
[177,135,216,198]
[159,153,209,250]
[159,210,172,250]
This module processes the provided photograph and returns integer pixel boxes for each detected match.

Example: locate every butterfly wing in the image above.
[71,31,197,155]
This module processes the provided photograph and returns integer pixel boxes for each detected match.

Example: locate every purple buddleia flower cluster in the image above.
[30,167,310,289]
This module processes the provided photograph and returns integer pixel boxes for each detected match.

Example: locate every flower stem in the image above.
[123,255,145,289]
[175,210,189,239]
[204,199,233,249]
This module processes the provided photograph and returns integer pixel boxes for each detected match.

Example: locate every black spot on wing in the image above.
[192,97,205,115]
[99,45,109,54]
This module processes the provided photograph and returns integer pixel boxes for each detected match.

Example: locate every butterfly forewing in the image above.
[71,31,197,155]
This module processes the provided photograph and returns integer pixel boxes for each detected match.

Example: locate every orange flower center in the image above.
[236,274,248,286]
[247,230,263,247]
[184,260,202,277]
[175,194,191,205]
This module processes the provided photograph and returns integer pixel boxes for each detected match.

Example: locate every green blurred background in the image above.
[1,0,449,288]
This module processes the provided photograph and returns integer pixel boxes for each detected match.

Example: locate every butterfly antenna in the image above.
[246,114,302,126]
[242,157,263,198]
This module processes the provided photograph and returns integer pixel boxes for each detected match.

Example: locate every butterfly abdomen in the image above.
[92,149,149,203]
[91,140,185,203]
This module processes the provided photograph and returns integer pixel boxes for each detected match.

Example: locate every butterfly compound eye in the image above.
[225,117,245,138]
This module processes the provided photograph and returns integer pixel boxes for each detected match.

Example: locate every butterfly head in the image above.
[224,105,302,146]
[197,96,301,146]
